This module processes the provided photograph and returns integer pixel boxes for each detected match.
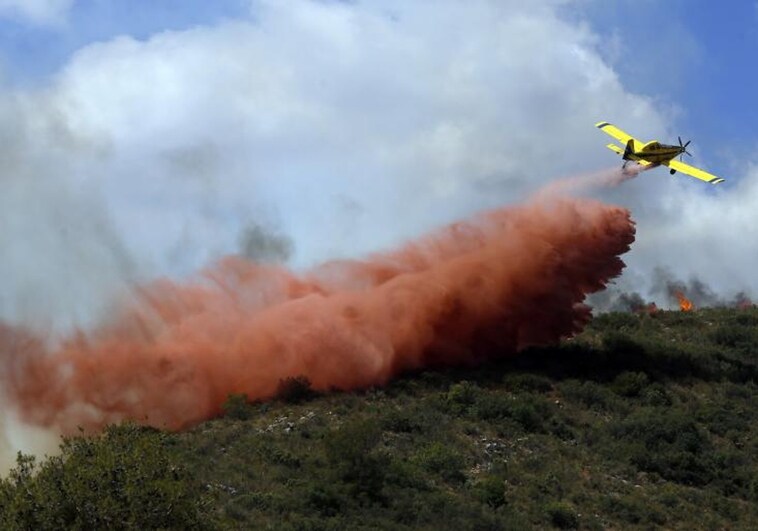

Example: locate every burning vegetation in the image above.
[592,270,754,315]
[675,291,694,312]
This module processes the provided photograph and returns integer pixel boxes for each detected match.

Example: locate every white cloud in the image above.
[0,0,755,329]
[0,0,73,26]
[49,0,665,260]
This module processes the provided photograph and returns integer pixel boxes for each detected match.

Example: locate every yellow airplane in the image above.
[596,121,725,184]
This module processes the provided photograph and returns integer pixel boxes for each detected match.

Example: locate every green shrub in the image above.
[601,332,646,359]
[641,383,673,406]
[470,392,514,421]
[413,442,466,483]
[612,371,650,397]
[324,420,388,501]
[611,411,715,485]
[502,373,553,393]
[508,396,549,432]
[735,313,758,326]
[549,419,576,441]
[446,381,481,411]
[473,476,506,508]
[276,375,316,403]
[560,380,619,411]
[306,484,345,517]
[710,325,755,349]
[591,312,641,331]
[380,408,424,434]
[601,493,666,525]
[545,501,579,529]
[470,392,549,432]
[699,405,750,436]
[0,424,215,530]
[222,393,253,420]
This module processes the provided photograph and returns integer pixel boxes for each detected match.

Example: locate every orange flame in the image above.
[675,291,693,312]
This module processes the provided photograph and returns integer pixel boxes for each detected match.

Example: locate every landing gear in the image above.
[670,169,677,175]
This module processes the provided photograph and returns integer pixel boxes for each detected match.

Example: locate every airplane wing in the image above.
[664,159,725,185]
[595,121,636,146]
[604,143,652,165]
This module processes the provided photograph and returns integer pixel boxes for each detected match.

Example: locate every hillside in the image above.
[2,308,758,529]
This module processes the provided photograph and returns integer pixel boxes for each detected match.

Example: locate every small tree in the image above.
[222,393,253,420]
[276,376,316,403]
[324,420,388,502]
[0,424,216,530]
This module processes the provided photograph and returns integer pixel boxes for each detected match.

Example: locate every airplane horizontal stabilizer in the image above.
[606,143,624,155]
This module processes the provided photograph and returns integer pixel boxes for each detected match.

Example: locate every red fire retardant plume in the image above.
[0,193,635,433]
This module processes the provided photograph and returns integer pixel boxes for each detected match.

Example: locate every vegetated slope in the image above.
[2,308,758,530]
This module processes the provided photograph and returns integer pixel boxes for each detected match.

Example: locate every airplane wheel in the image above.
[669,169,676,175]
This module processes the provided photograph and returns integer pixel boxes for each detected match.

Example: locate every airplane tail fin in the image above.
[622,139,634,160]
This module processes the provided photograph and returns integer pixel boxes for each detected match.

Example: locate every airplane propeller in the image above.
[678,136,693,161]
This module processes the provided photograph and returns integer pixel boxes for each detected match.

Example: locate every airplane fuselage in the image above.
[632,141,685,164]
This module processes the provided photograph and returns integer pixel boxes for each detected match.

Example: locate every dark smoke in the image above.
[238,223,293,264]
[650,267,751,309]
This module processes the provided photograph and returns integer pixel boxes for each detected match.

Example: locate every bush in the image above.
[0,424,215,530]
[306,484,345,517]
[380,408,423,434]
[591,312,641,331]
[502,373,553,393]
[276,376,316,403]
[508,396,549,433]
[413,442,466,484]
[601,493,667,526]
[446,381,481,411]
[545,501,579,529]
[612,371,649,397]
[325,420,382,468]
[473,476,506,508]
[611,411,715,486]
[469,392,550,433]
[560,380,619,412]
[470,392,514,421]
[710,325,758,353]
[641,383,672,406]
[222,393,253,420]
[601,332,646,359]
[735,313,758,327]
[324,420,388,501]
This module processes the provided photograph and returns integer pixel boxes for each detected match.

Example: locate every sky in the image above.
[0,0,756,328]
[577,0,758,174]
